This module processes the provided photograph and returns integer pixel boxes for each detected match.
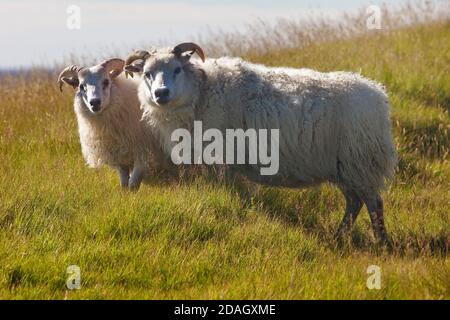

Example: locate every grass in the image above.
[0,4,449,299]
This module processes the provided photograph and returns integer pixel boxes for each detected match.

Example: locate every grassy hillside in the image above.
[0,17,449,298]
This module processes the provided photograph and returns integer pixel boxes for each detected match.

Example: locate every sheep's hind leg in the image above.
[335,189,363,239]
[362,194,391,247]
[129,163,144,191]
[118,166,130,188]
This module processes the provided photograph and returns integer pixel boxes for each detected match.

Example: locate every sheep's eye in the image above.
[102,79,109,89]
[174,67,181,76]
[79,84,86,91]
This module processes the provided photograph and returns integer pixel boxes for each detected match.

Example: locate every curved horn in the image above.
[100,58,125,78]
[171,42,205,62]
[57,65,84,92]
[124,50,151,78]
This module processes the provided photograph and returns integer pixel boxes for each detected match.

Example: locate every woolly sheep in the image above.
[124,43,397,244]
[57,59,168,190]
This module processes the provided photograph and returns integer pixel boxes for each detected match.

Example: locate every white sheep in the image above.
[57,59,168,190]
[124,43,397,244]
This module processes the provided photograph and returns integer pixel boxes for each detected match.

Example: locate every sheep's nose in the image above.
[90,98,101,111]
[154,88,170,99]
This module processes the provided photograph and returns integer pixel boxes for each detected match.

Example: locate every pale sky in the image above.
[0,0,412,68]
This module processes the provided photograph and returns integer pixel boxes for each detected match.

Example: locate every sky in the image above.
[0,0,413,69]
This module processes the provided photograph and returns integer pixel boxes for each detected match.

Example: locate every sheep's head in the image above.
[124,42,205,109]
[57,59,125,114]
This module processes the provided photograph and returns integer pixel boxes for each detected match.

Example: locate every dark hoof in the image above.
[334,228,353,248]
[375,236,393,252]
[128,184,141,192]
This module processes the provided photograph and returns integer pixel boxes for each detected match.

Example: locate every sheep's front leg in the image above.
[129,162,145,191]
[118,166,130,188]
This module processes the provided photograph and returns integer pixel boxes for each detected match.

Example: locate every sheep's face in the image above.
[140,54,193,109]
[77,67,113,114]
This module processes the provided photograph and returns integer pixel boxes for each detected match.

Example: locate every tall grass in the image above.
[0,2,449,299]
[200,0,450,57]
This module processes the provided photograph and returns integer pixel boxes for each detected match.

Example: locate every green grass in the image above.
[0,18,449,299]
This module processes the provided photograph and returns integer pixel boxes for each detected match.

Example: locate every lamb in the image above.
[57,59,168,190]
[124,43,397,244]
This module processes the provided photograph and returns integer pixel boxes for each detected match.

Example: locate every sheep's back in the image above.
[202,59,396,190]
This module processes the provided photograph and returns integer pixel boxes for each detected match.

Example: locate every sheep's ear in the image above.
[124,64,143,78]
[61,77,79,89]
[180,52,194,64]
[109,69,123,79]
[101,58,125,79]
